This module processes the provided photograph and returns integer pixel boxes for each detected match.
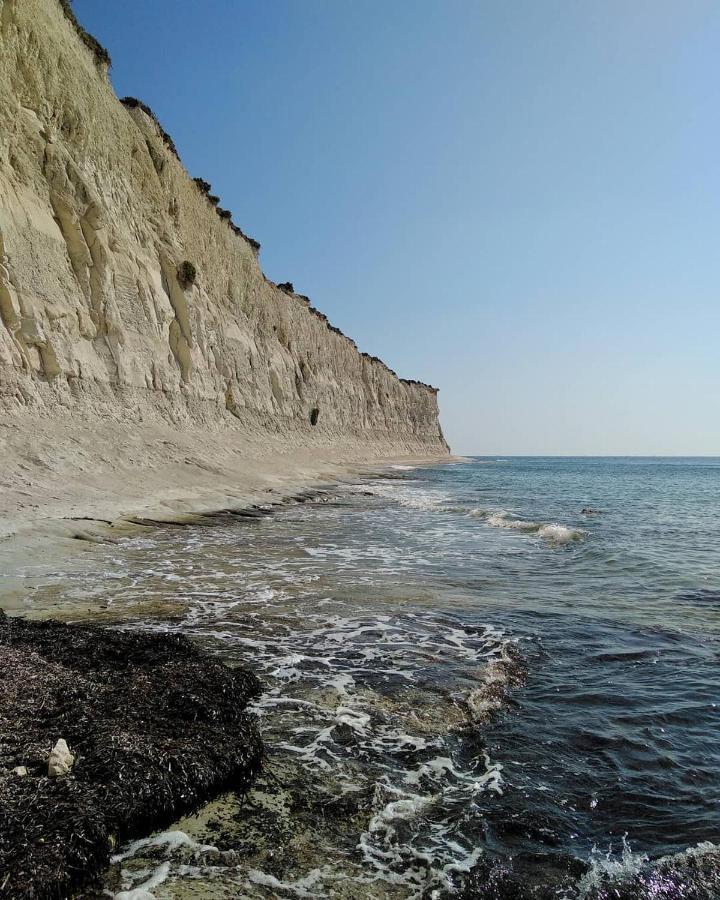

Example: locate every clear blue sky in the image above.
[74,0,720,455]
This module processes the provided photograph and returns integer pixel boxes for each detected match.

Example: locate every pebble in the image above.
[48,738,75,777]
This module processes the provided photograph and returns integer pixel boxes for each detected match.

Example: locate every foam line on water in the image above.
[112,861,171,899]
[355,478,587,545]
[112,830,218,864]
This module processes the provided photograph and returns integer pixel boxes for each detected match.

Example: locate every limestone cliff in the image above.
[0,0,448,457]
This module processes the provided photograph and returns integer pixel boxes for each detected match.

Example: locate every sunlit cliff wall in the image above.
[0,0,448,456]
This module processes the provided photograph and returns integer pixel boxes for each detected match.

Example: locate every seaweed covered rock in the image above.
[0,611,262,898]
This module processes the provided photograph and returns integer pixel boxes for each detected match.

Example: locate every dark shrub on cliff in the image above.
[120,96,180,160]
[58,0,111,68]
[178,260,197,288]
[191,180,262,256]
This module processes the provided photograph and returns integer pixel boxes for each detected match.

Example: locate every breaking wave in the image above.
[355,479,587,546]
[573,838,720,899]
[356,480,454,511]
[472,509,586,544]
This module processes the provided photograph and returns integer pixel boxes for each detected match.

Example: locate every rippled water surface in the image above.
[21,457,720,898]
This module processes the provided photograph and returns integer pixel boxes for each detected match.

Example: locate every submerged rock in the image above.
[0,610,262,899]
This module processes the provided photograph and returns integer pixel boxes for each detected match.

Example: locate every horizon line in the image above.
[455,453,720,459]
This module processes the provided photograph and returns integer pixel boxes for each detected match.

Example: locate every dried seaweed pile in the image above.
[0,611,262,898]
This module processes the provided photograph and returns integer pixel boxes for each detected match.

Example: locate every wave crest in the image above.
[577,838,720,899]
[466,642,527,723]
[471,510,586,544]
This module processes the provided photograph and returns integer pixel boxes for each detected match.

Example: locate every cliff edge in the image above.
[0,0,448,504]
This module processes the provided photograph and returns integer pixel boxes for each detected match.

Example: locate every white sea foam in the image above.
[573,838,720,899]
[112,830,217,864]
[247,866,333,897]
[354,480,452,512]
[537,523,584,544]
[357,771,497,897]
[463,636,526,729]
[303,544,406,565]
[472,509,586,544]
[573,837,649,898]
[231,609,517,893]
[112,861,171,899]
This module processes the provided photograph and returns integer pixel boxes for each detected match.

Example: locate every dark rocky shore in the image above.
[0,611,262,898]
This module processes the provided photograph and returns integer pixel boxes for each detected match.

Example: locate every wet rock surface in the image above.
[0,610,262,899]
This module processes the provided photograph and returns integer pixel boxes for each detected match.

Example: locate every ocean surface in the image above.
[21,457,720,898]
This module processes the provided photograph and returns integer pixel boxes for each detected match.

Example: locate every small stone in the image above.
[48,738,75,777]
[12,766,28,777]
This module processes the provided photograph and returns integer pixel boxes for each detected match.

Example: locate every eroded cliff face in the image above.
[0,0,448,456]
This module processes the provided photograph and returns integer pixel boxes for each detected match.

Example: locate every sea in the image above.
[20,457,720,898]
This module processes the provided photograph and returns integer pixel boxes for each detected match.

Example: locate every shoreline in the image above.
[0,414,458,612]
[0,444,459,895]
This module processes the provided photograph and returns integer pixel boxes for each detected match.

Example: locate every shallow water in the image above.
[16,457,720,897]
